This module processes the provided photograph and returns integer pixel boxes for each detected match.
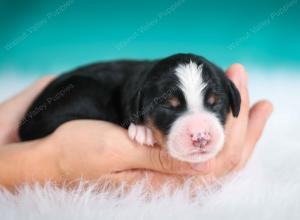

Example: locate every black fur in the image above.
[19,53,241,141]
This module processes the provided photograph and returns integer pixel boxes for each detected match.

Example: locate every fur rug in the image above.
[0,69,299,220]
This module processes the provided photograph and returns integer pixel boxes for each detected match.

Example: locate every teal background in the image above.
[0,0,299,76]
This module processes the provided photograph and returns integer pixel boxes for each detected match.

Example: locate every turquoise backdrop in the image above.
[0,0,299,76]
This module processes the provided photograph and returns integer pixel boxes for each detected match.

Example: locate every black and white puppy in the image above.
[19,53,241,163]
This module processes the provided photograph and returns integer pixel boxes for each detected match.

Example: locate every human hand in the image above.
[0,64,272,188]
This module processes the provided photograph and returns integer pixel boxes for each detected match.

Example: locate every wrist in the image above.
[0,138,64,190]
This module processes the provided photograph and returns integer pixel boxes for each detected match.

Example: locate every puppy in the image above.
[19,53,241,163]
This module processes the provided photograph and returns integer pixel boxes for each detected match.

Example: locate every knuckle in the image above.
[159,152,178,172]
[158,152,168,170]
[150,149,175,172]
[148,148,160,169]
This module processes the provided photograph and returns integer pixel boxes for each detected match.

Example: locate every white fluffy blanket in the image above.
[0,70,299,220]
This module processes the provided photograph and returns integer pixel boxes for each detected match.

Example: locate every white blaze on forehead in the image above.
[175,61,206,112]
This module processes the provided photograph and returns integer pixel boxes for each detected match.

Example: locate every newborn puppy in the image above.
[19,53,241,163]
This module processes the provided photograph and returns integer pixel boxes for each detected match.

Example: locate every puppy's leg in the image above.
[128,123,155,146]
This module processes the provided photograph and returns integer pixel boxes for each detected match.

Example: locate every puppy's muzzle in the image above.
[166,113,224,162]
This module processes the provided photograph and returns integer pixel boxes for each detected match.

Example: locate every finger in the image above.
[224,64,249,140]
[131,146,212,175]
[214,64,250,176]
[239,100,273,168]
[217,65,249,152]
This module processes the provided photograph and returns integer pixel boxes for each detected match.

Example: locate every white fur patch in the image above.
[175,61,206,113]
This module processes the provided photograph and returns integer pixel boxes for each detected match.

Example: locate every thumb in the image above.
[129,145,212,175]
[241,100,273,166]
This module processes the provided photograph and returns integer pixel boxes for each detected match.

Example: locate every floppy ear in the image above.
[225,78,241,117]
[132,89,143,123]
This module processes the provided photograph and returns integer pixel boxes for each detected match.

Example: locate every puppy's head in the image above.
[133,54,241,163]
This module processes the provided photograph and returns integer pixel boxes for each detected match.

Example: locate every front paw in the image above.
[128,123,155,146]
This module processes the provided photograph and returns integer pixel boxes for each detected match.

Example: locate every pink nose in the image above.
[190,131,211,148]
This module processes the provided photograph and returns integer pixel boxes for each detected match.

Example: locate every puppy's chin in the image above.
[166,113,225,163]
[167,138,224,163]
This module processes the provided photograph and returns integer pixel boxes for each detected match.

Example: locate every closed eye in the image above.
[162,97,182,109]
[206,93,220,106]
[168,97,180,108]
[159,87,186,111]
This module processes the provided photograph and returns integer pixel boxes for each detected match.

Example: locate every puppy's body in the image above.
[19,60,153,140]
[20,53,240,163]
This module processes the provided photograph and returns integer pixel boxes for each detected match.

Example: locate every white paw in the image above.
[128,123,155,146]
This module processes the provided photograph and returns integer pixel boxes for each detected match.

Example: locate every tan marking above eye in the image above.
[207,94,219,105]
[168,97,180,108]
